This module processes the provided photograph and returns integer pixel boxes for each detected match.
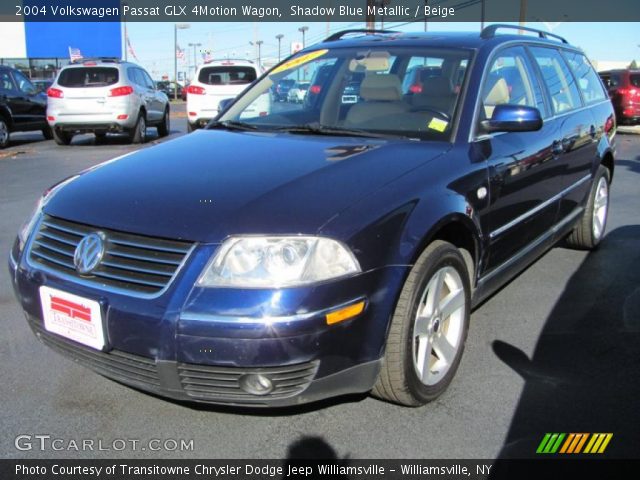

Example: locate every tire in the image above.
[372,240,471,406]
[187,122,197,133]
[52,128,72,146]
[0,117,9,149]
[129,113,147,144]
[157,108,170,137]
[42,126,53,140]
[566,165,610,250]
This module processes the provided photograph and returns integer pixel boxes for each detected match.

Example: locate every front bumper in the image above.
[9,239,407,407]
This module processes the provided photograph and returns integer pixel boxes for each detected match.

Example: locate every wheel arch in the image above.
[0,105,13,130]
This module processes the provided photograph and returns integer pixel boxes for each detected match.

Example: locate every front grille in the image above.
[29,215,193,295]
[27,315,160,390]
[178,361,319,403]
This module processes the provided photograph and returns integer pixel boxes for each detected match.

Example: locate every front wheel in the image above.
[187,122,197,133]
[566,165,610,250]
[373,240,471,406]
[42,126,53,140]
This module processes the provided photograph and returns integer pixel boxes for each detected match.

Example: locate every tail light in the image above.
[47,88,64,98]
[619,87,639,98]
[109,86,134,97]
[409,84,423,94]
[187,85,205,95]
[309,85,322,95]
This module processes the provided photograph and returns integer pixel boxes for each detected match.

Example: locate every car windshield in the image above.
[198,66,257,85]
[58,67,119,88]
[217,46,472,141]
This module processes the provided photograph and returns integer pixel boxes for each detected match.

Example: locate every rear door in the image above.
[529,47,599,220]
[476,46,561,271]
[139,68,162,122]
[9,69,46,127]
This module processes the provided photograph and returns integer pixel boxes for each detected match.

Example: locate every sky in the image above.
[123,21,640,80]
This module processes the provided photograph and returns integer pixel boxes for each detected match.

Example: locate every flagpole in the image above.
[174,24,177,100]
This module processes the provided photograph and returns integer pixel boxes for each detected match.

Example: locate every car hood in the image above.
[45,129,450,243]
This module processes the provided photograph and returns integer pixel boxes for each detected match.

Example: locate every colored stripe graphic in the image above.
[538,433,613,454]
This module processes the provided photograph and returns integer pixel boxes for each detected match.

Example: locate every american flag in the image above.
[126,36,139,62]
[68,47,83,62]
[202,51,213,63]
[176,45,185,60]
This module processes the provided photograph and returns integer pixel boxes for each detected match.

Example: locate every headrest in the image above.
[420,76,454,96]
[484,77,510,105]
[360,74,402,101]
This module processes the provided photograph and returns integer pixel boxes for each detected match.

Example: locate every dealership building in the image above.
[0,22,122,79]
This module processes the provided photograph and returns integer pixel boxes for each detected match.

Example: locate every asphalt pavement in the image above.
[1,106,639,459]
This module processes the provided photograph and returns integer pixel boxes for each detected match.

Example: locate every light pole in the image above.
[188,42,202,76]
[298,26,309,48]
[256,40,263,66]
[275,34,284,62]
[174,23,190,100]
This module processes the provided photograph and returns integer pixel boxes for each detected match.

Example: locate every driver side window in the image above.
[480,47,542,121]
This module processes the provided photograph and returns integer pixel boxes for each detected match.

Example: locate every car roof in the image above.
[311,30,580,54]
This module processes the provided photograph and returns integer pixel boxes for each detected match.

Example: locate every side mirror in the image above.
[481,105,543,133]
[218,98,234,112]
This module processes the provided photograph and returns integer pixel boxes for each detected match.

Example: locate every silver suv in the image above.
[47,58,170,145]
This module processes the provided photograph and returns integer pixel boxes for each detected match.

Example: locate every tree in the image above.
[629,59,638,69]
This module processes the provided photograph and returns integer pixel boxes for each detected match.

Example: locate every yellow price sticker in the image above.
[428,117,449,132]
[270,49,329,75]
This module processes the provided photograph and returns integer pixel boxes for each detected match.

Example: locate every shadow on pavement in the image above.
[492,225,640,458]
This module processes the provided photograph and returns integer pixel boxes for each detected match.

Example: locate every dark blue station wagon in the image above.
[9,26,615,407]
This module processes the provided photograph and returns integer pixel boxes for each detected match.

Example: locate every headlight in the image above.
[198,236,361,288]
[17,176,78,252]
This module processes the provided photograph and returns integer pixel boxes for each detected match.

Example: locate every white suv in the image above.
[186,59,266,132]
[47,59,170,145]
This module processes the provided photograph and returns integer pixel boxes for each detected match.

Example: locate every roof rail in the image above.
[323,29,398,42]
[71,57,122,64]
[480,24,568,44]
[207,58,254,64]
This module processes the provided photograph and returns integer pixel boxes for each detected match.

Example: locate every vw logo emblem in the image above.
[73,232,106,275]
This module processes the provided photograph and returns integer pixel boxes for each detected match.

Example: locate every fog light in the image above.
[239,374,273,396]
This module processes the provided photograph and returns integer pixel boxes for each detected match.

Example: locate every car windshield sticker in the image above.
[270,50,329,75]
[428,118,448,132]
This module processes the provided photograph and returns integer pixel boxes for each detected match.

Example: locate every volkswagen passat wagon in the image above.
[10,26,615,407]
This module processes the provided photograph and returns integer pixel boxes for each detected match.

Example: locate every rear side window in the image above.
[58,67,119,88]
[631,74,640,88]
[530,47,582,114]
[563,52,607,104]
[198,66,257,86]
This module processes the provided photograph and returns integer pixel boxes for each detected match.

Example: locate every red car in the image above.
[599,69,640,125]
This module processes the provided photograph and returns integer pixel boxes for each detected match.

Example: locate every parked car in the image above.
[0,65,50,148]
[287,81,310,103]
[599,69,640,125]
[186,59,262,132]
[274,78,296,102]
[10,26,615,408]
[156,80,183,100]
[46,58,170,145]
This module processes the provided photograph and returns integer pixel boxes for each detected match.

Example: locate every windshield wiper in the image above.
[208,120,258,131]
[275,123,415,140]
